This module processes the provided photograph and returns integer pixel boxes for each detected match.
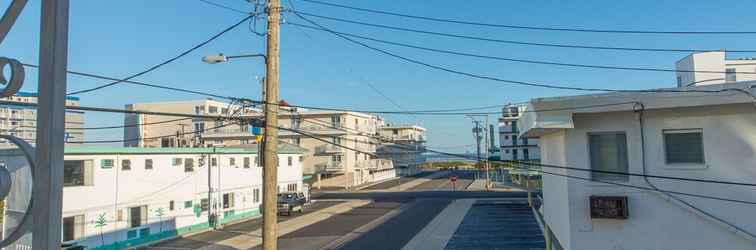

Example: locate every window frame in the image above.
[184,158,195,172]
[121,159,132,171]
[662,129,706,166]
[587,132,630,182]
[145,159,154,170]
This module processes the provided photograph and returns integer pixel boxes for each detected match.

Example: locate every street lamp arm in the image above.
[226,54,267,61]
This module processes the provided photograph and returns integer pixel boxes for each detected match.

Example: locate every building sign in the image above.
[589,196,629,219]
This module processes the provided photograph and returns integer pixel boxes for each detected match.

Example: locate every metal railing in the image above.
[314,144,344,155]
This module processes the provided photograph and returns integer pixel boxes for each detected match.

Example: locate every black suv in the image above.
[277,192,305,215]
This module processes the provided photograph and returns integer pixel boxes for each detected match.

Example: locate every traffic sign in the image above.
[450,175,458,182]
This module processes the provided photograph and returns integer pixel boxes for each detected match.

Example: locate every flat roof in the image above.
[60,145,306,155]
[520,81,756,137]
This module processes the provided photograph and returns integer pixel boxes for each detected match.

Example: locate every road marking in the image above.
[385,171,450,191]
[401,199,476,250]
[319,201,413,250]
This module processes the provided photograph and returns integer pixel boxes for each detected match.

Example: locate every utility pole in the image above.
[484,115,490,189]
[471,119,482,177]
[262,0,281,249]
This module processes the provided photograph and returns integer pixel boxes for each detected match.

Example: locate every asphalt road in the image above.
[361,170,437,190]
[143,201,343,249]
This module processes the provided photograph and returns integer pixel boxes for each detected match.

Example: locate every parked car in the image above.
[277,192,305,215]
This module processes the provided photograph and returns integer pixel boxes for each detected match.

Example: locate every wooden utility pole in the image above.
[262,0,281,249]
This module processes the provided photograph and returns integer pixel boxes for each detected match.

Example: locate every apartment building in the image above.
[123,99,259,148]
[519,81,756,249]
[276,109,395,188]
[1,145,305,249]
[376,124,426,176]
[0,92,84,147]
[499,105,540,162]
[676,51,756,87]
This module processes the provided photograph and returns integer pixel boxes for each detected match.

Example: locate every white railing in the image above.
[314,144,343,154]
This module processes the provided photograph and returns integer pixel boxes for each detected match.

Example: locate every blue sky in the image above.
[3,0,756,153]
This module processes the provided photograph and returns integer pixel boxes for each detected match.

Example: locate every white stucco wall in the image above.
[543,104,756,250]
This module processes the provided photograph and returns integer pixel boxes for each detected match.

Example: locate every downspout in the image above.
[634,102,756,242]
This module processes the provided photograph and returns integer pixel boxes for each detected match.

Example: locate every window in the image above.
[332,155,342,162]
[393,129,398,135]
[184,158,195,172]
[287,156,293,166]
[504,135,509,140]
[588,133,629,181]
[512,136,518,146]
[101,159,114,169]
[211,157,218,166]
[223,193,235,209]
[229,157,236,166]
[287,183,297,191]
[504,149,510,154]
[194,122,205,133]
[299,156,304,162]
[62,215,84,242]
[676,76,683,86]
[221,108,229,115]
[121,159,131,171]
[726,68,737,82]
[129,206,148,228]
[254,156,259,166]
[331,115,341,127]
[169,200,175,211]
[184,200,193,208]
[664,129,705,164]
[511,122,518,133]
[172,158,182,166]
[512,149,518,160]
[522,138,529,145]
[145,159,153,170]
[291,117,301,129]
[524,149,530,160]
[293,138,301,145]
[208,106,218,114]
[200,198,209,212]
[64,160,93,187]
[244,157,251,168]
[253,188,260,203]
[332,136,342,145]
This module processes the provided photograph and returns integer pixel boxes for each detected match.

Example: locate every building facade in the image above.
[499,105,540,162]
[2,145,305,249]
[124,99,259,148]
[376,125,426,176]
[520,82,756,250]
[676,51,756,87]
[0,92,84,147]
[276,109,395,188]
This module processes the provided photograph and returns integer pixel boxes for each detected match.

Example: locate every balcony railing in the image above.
[314,144,344,155]
[356,159,394,170]
[315,161,344,172]
[200,127,255,138]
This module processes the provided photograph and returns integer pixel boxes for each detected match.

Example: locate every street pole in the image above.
[484,115,490,190]
[33,0,69,248]
[262,0,281,249]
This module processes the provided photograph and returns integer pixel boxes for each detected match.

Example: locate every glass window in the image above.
[64,160,93,187]
[121,159,131,171]
[726,68,737,82]
[172,158,182,166]
[229,157,236,166]
[211,157,218,167]
[291,117,301,129]
[244,157,251,168]
[62,215,84,242]
[664,129,705,164]
[287,156,293,166]
[184,158,194,172]
[169,200,175,211]
[184,200,193,208]
[588,133,629,181]
[129,206,147,228]
[253,188,260,203]
[145,159,153,170]
[331,115,341,127]
[524,149,530,160]
[101,159,114,169]
[208,106,218,114]
[223,193,235,209]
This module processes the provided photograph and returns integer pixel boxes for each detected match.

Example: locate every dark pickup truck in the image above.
[277,192,305,215]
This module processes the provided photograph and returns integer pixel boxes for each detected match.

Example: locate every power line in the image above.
[66,14,254,96]
[198,0,250,14]
[296,0,756,35]
[22,64,234,100]
[288,11,756,53]
[289,22,756,75]
[290,11,756,94]
[72,117,193,130]
[79,121,239,144]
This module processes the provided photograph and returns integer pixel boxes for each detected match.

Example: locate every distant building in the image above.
[2,145,305,249]
[275,109,395,188]
[123,99,260,148]
[520,82,756,250]
[499,105,539,162]
[377,124,426,176]
[0,92,84,147]
[676,51,756,87]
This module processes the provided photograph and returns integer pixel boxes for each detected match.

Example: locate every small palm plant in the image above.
[94,213,108,247]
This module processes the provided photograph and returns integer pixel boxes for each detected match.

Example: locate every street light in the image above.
[202,53,266,64]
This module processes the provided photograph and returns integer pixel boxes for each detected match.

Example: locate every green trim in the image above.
[63,145,306,155]
[90,209,262,249]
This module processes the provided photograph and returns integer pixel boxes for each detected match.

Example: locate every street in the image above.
[144,170,544,250]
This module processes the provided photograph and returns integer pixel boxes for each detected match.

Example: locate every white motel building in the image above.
[1,145,306,249]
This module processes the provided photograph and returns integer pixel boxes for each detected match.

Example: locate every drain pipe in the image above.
[633,103,756,242]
